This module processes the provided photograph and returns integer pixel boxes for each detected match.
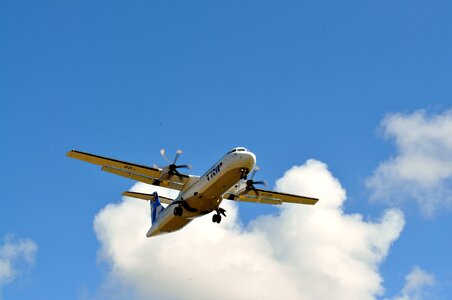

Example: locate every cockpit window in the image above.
[227,147,248,154]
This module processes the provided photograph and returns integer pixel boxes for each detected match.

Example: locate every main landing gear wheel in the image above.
[212,207,226,224]
[173,206,183,216]
[212,214,221,223]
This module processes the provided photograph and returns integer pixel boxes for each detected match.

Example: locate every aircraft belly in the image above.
[147,212,193,237]
[159,216,192,233]
[185,167,242,212]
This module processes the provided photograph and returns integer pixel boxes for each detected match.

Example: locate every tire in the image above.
[174,206,182,216]
[212,214,221,223]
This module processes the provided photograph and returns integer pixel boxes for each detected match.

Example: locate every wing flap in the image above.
[224,192,283,205]
[257,189,318,205]
[67,150,188,190]
[67,150,160,178]
[224,189,318,205]
[102,166,154,184]
[122,191,174,205]
[101,166,184,190]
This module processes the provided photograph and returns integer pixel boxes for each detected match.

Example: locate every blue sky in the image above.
[1,1,451,299]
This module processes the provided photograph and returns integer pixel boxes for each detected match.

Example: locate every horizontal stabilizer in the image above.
[122,191,174,204]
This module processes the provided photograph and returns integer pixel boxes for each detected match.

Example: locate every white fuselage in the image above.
[147,148,256,237]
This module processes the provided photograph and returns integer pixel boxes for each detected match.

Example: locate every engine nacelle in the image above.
[227,180,248,197]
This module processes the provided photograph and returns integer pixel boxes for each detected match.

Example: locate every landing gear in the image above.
[173,206,183,216]
[240,168,249,180]
[212,213,221,223]
[212,207,226,224]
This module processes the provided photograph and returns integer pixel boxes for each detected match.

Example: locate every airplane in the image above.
[67,147,318,237]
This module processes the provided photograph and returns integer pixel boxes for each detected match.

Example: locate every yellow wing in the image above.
[67,150,190,190]
[224,188,318,205]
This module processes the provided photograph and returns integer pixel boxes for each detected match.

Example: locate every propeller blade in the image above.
[158,148,191,182]
[245,166,266,197]
[175,164,192,170]
[174,149,183,164]
[252,180,267,186]
[174,171,184,182]
[250,166,260,180]
[160,148,172,164]
[252,187,259,196]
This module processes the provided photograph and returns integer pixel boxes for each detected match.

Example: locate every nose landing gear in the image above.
[173,206,183,216]
[212,207,226,224]
[240,168,249,180]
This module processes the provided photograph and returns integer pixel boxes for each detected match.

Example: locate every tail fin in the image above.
[150,192,164,225]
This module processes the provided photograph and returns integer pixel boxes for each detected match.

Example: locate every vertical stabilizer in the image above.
[150,192,164,225]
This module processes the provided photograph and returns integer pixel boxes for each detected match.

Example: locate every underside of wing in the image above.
[122,191,174,205]
[67,150,190,190]
[224,188,318,205]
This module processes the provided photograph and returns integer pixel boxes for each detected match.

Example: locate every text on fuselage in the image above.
[206,162,222,181]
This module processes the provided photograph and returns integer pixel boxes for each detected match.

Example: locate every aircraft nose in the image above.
[230,149,257,170]
[248,152,256,164]
[242,151,256,170]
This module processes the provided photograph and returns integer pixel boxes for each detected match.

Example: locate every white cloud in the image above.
[367,109,452,216]
[0,236,38,297]
[93,159,404,300]
[391,266,436,300]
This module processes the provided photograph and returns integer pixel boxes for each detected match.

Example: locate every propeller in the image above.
[245,166,267,196]
[158,148,192,181]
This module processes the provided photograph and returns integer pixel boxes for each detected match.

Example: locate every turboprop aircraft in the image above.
[67,147,318,237]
